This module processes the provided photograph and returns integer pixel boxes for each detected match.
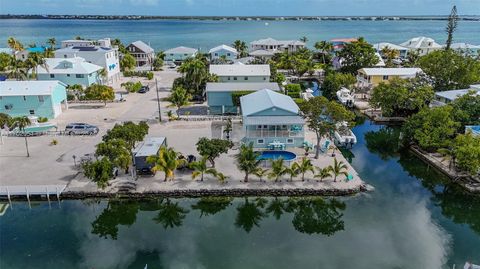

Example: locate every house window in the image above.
[29,110,35,115]
[257,125,263,129]
[257,139,265,144]
[233,77,237,80]
[38,96,44,102]
[227,53,230,56]
[286,138,294,144]
[23,96,26,101]
[64,54,67,58]
[263,125,267,129]
[215,53,218,56]
[263,77,266,80]
[382,75,389,80]
[50,74,55,78]
[227,77,231,81]
[67,74,70,77]
[244,77,248,80]
[76,74,85,78]
[5,104,13,110]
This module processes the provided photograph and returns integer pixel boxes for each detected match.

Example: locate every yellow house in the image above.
[356,68,423,89]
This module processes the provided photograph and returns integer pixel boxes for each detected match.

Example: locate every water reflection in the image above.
[364,126,402,160]
[90,197,346,238]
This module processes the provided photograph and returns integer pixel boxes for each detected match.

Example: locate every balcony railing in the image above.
[246,129,303,138]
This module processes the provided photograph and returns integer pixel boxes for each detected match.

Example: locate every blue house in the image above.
[240,89,305,148]
[206,82,280,115]
[0,81,68,119]
[36,57,103,87]
[164,46,198,63]
[209,64,271,83]
[209,44,238,62]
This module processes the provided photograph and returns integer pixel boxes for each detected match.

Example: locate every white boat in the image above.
[334,121,357,147]
[464,262,480,269]
[336,87,355,107]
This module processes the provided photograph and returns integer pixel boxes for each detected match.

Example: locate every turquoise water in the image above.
[1,19,479,51]
[257,150,297,161]
[1,120,479,268]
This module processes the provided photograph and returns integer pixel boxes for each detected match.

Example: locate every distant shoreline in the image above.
[1,14,480,21]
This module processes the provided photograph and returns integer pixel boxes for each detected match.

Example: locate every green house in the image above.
[0,80,68,119]
[240,89,305,148]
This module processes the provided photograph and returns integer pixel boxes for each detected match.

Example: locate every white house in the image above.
[432,85,480,107]
[448,43,480,56]
[209,44,238,62]
[126,41,155,67]
[54,45,120,84]
[250,38,305,55]
[61,38,112,48]
[356,68,423,89]
[164,46,198,62]
[36,57,103,87]
[400,36,442,56]
[209,64,271,83]
[373,42,409,59]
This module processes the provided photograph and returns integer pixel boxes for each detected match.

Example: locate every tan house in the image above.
[356,68,423,89]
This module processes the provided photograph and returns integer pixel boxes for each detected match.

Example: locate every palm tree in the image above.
[189,157,217,181]
[266,197,287,220]
[46,38,56,50]
[300,36,308,43]
[25,52,46,79]
[329,158,348,182]
[223,118,232,140]
[7,37,24,51]
[254,168,268,182]
[296,157,315,181]
[177,56,209,96]
[146,146,185,181]
[232,40,248,58]
[235,197,267,233]
[9,116,31,157]
[235,143,261,182]
[97,68,108,84]
[314,40,334,64]
[315,166,332,182]
[381,46,400,67]
[268,158,286,182]
[284,163,300,182]
[7,59,27,80]
[215,172,229,184]
[153,198,189,229]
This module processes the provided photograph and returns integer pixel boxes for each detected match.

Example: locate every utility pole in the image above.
[155,78,162,122]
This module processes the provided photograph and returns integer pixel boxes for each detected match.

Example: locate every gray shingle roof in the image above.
[130,41,154,53]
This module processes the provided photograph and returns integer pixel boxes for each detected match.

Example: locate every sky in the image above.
[0,0,479,16]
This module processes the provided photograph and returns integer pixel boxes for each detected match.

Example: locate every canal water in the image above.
[1,120,479,269]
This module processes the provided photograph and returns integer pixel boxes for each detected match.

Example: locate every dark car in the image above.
[138,85,150,93]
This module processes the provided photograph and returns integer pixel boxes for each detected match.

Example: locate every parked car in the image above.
[65,123,99,135]
[165,61,176,68]
[138,85,150,93]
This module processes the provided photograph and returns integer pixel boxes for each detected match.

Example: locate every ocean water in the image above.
[0,19,479,51]
[1,121,479,269]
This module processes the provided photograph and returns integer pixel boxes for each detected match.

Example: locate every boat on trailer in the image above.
[333,121,357,148]
[336,87,355,108]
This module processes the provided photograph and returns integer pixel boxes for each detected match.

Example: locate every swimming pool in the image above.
[257,151,297,161]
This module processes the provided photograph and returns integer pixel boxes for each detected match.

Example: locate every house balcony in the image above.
[245,129,304,138]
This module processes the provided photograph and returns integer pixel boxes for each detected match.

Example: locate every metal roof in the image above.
[130,41,154,53]
[400,36,442,49]
[37,57,103,75]
[55,46,113,53]
[209,64,270,76]
[206,82,280,92]
[250,38,305,47]
[209,44,238,54]
[359,68,422,76]
[134,137,166,157]
[249,49,276,56]
[164,46,198,54]
[240,89,299,116]
[243,115,304,125]
[435,88,480,101]
[373,42,409,51]
[0,81,66,96]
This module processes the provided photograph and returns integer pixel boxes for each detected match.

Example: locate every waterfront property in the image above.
[249,37,305,55]
[61,38,112,48]
[54,45,120,84]
[240,89,305,148]
[126,40,155,67]
[331,38,357,51]
[400,36,442,56]
[373,42,409,58]
[356,67,423,89]
[208,44,238,62]
[432,85,480,106]
[0,80,68,119]
[164,46,198,63]
[206,82,281,114]
[36,57,103,87]
[15,46,46,61]
[209,64,270,83]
